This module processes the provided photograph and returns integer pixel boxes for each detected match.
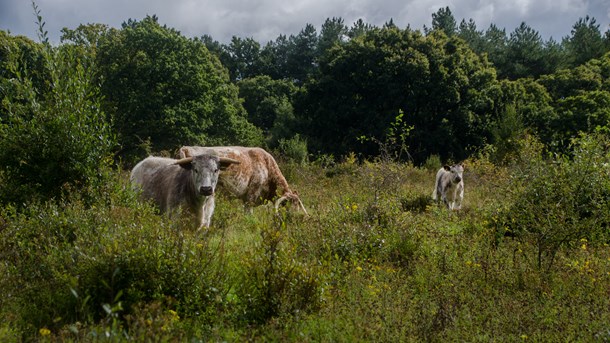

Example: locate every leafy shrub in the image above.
[400,193,433,213]
[278,134,309,165]
[0,31,114,206]
[0,173,230,338]
[423,154,442,171]
[493,132,610,269]
[235,213,321,323]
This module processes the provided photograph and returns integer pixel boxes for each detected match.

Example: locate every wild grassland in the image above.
[0,153,609,342]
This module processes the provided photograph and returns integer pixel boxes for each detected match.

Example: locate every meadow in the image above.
[1,136,609,342]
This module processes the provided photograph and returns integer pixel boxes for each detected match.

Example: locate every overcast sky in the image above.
[1,0,609,44]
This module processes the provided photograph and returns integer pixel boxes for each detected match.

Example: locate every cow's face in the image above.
[443,163,464,184]
[176,154,240,197]
[189,155,222,196]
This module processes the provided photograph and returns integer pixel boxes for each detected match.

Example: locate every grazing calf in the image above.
[130,153,240,230]
[432,163,464,210]
[179,146,308,215]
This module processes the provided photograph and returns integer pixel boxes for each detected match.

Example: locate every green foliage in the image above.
[299,26,500,163]
[0,27,114,205]
[493,133,610,270]
[489,105,525,164]
[96,16,262,164]
[237,75,299,145]
[536,53,610,149]
[234,213,321,323]
[278,134,309,165]
[563,16,609,67]
[0,173,231,339]
[423,154,442,171]
[430,7,457,36]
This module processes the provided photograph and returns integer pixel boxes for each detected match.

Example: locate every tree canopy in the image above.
[95,16,262,163]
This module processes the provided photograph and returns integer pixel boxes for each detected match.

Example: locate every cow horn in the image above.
[174,157,193,165]
[219,157,240,165]
[179,147,192,158]
[296,196,309,216]
[274,193,309,216]
[274,195,289,211]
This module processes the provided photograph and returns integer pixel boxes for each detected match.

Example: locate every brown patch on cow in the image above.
[180,146,306,213]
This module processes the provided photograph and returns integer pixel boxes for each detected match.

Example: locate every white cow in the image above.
[432,163,464,210]
[130,152,240,229]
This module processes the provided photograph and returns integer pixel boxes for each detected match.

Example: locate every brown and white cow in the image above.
[432,163,464,210]
[179,146,308,215]
[130,152,240,229]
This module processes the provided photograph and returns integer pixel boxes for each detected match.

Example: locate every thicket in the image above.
[0,4,609,341]
[0,9,114,206]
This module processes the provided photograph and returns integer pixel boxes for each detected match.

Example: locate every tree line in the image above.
[1,6,610,204]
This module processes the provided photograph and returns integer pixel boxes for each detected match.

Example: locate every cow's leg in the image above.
[455,185,464,210]
[199,195,216,229]
[441,193,450,208]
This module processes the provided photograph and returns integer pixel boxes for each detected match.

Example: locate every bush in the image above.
[423,154,442,171]
[0,174,230,338]
[235,212,321,323]
[0,34,114,206]
[493,132,610,270]
[278,134,309,165]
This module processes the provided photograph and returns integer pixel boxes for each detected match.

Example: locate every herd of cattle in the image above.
[130,146,464,229]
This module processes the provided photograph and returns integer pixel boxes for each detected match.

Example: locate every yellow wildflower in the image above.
[39,328,51,336]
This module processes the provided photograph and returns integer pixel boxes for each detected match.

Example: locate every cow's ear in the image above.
[174,157,193,170]
[178,162,192,170]
[443,165,451,171]
[219,157,240,171]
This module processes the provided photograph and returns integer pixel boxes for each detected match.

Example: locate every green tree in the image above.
[297,26,501,162]
[552,90,610,145]
[482,24,508,76]
[237,75,298,145]
[536,53,610,149]
[348,18,374,39]
[504,22,547,79]
[0,30,114,205]
[563,16,608,67]
[60,23,109,48]
[317,17,347,59]
[96,16,262,163]
[431,6,457,37]
[224,36,262,81]
[458,19,484,53]
[258,34,290,79]
[0,30,47,93]
[286,24,318,84]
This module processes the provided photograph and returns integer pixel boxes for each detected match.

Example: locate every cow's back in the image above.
[180,146,289,205]
[214,147,278,204]
[131,156,186,212]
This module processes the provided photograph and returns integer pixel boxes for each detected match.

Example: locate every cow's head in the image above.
[443,163,464,184]
[174,154,240,196]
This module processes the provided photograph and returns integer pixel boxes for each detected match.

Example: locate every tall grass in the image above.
[1,143,609,341]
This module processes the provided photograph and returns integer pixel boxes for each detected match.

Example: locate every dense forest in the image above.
[3,8,610,175]
[1,5,610,341]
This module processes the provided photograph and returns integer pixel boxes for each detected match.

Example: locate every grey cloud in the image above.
[1,0,608,44]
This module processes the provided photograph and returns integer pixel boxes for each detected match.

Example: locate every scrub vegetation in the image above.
[0,3,609,341]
